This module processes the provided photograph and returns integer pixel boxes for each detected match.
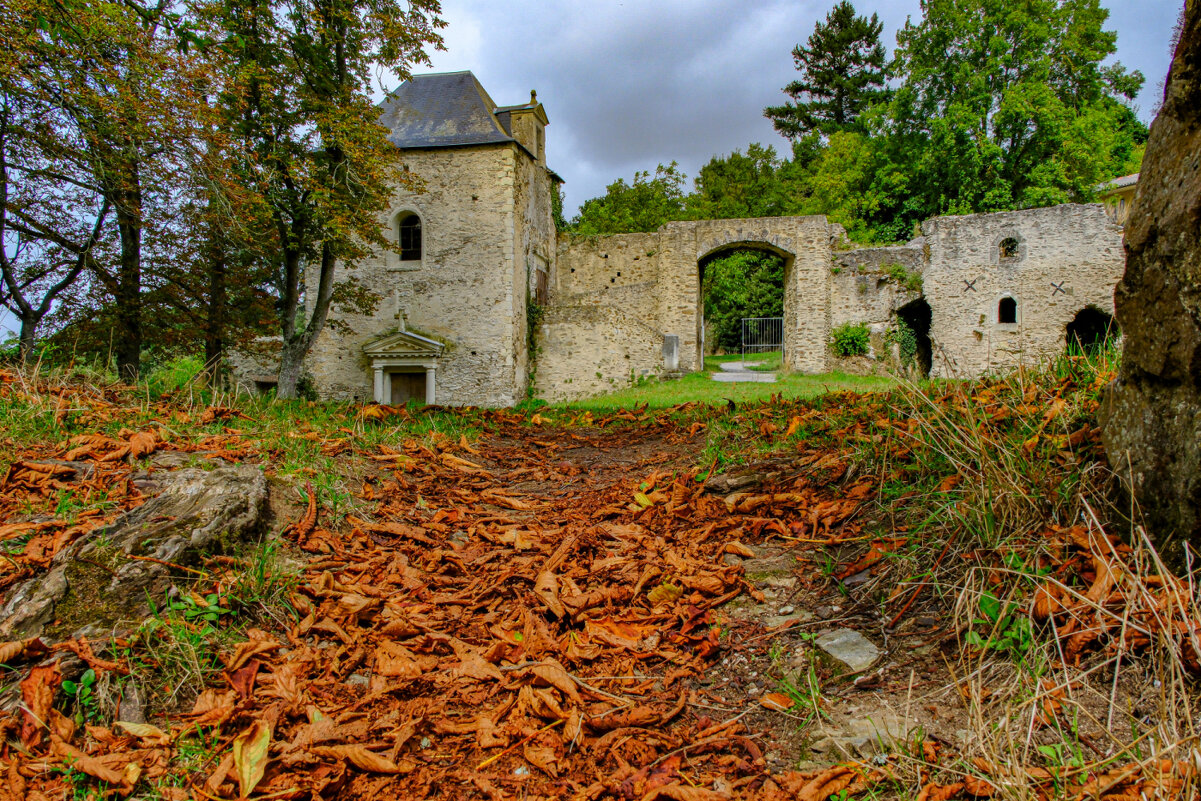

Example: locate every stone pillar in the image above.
[1101,1,1201,564]
[663,335,679,371]
[425,366,436,405]
[373,367,385,404]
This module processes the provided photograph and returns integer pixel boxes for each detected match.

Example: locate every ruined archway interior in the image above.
[697,246,790,360]
[896,297,933,378]
[1066,306,1119,352]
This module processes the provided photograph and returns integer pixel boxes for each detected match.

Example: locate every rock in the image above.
[1100,4,1201,564]
[721,553,743,567]
[703,471,766,494]
[0,466,269,639]
[778,605,795,616]
[764,609,815,629]
[115,682,146,724]
[841,569,871,589]
[345,673,370,688]
[816,628,880,674]
[815,605,839,620]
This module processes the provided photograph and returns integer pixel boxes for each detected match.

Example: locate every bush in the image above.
[830,322,870,357]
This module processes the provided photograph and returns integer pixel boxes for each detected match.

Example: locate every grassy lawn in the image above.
[554,355,896,412]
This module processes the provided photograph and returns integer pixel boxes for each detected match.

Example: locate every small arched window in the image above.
[398,213,422,261]
[999,237,1020,261]
[998,296,1018,324]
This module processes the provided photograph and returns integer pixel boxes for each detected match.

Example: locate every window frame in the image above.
[397,212,422,262]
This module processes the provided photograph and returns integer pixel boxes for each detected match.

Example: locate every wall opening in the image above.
[1066,306,1118,353]
[895,298,932,378]
[998,296,1018,324]
[698,245,790,363]
[397,213,422,261]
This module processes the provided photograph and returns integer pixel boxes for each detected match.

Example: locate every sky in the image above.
[417,0,1183,216]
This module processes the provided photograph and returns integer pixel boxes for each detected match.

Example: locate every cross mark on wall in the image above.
[1051,282,1066,296]
[963,279,978,293]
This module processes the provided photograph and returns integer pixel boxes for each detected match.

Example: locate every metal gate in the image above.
[741,317,784,364]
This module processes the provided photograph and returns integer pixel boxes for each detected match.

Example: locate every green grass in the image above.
[555,357,895,413]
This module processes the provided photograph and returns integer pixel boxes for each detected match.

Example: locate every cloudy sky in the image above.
[417,0,1183,216]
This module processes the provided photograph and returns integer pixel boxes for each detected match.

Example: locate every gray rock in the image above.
[764,609,815,629]
[1100,6,1201,565]
[816,628,880,674]
[0,466,268,639]
[841,569,871,589]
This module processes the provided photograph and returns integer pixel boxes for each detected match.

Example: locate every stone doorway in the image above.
[896,298,933,378]
[1066,306,1118,352]
[390,371,428,405]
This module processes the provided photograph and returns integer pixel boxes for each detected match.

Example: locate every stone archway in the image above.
[696,240,795,362]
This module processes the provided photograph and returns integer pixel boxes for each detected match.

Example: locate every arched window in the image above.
[998,296,1018,324]
[999,237,1020,262]
[397,213,422,261]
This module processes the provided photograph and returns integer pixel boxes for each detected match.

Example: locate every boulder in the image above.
[0,466,269,639]
[1101,4,1201,563]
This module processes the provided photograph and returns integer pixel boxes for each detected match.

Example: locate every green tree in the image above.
[764,1,889,140]
[686,144,794,220]
[570,163,687,235]
[702,251,786,352]
[199,0,444,397]
[890,0,1145,217]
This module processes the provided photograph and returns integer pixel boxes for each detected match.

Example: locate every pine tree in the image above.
[764,1,888,140]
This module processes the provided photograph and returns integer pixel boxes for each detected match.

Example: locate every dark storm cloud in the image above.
[420,0,1179,214]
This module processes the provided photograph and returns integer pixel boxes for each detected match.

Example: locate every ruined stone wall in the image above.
[920,204,1124,378]
[533,304,664,402]
[303,144,524,406]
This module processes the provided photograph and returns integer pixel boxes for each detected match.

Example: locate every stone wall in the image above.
[533,304,664,402]
[536,206,1122,402]
[303,144,528,406]
[920,204,1123,378]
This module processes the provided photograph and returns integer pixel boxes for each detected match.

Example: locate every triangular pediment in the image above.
[362,330,444,358]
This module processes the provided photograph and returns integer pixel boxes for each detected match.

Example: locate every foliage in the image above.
[764,1,889,140]
[702,251,785,352]
[888,317,919,364]
[883,262,922,293]
[570,163,687,235]
[830,322,870,357]
[888,0,1147,221]
[686,144,794,220]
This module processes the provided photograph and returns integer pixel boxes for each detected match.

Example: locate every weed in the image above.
[830,323,870,357]
[62,668,98,725]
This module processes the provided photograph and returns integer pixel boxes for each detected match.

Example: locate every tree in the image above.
[570,163,687,235]
[890,0,1145,217]
[686,144,794,220]
[5,0,199,380]
[0,90,112,362]
[201,0,444,398]
[702,250,785,352]
[764,1,888,140]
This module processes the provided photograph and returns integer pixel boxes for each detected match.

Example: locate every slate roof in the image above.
[380,71,516,149]
[1099,172,1140,191]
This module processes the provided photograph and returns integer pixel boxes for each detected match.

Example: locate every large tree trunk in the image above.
[276,242,336,400]
[17,316,37,365]
[113,187,143,384]
[1100,2,1201,565]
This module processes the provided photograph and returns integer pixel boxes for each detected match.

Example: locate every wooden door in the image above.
[390,372,426,405]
